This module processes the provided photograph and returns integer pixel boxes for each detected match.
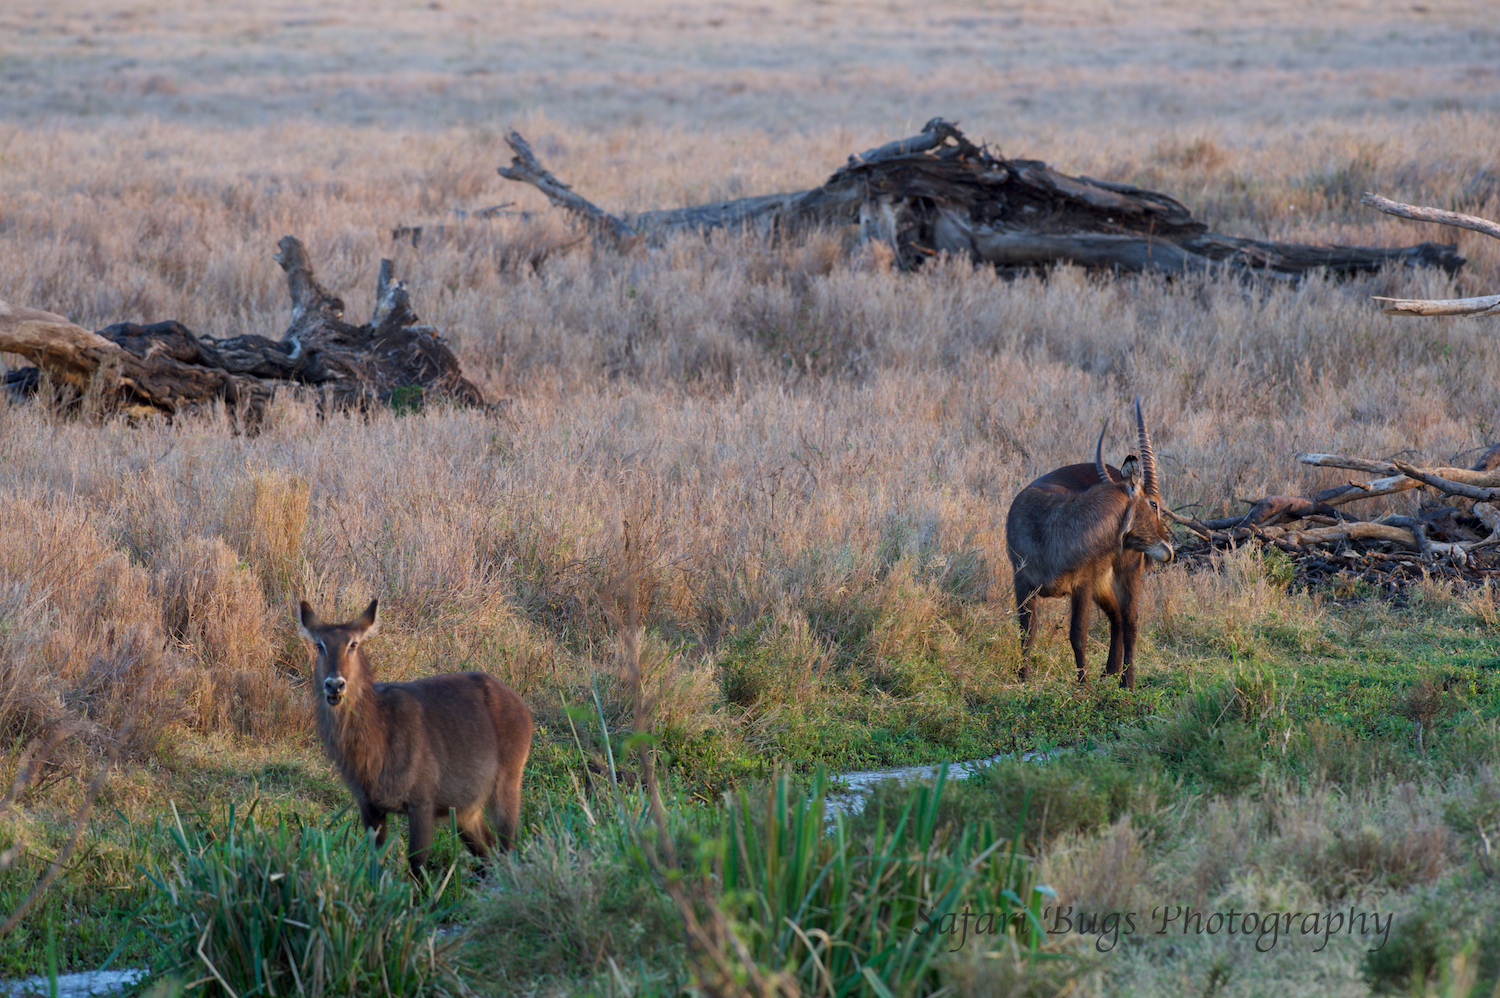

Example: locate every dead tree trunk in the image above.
[0,237,484,422]
[494,118,1465,278]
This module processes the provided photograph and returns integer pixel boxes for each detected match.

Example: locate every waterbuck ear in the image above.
[1120,454,1142,496]
[298,600,321,638]
[355,599,379,637]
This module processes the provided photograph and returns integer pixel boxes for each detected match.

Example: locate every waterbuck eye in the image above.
[315,639,327,655]
[348,640,358,652]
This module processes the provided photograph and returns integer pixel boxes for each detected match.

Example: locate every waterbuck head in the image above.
[1095,397,1173,565]
[298,599,379,708]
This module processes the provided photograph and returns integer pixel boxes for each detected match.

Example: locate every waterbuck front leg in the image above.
[1119,587,1141,691]
[1068,589,1092,683]
[406,803,435,877]
[1016,591,1039,681]
[357,797,388,847]
[1114,559,1143,690]
[1096,587,1125,680]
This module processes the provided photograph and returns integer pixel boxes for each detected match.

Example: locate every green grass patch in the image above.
[141,802,471,996]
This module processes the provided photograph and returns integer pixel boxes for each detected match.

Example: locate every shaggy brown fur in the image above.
[298,599,533,875]
[1006,400,1174,689]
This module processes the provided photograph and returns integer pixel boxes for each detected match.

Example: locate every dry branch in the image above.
[0,238,485,423]
[498,130,637,246]
[1296,453,1401,476]
[1393,462,1500,502]
[495,120,1464,278]
[1361,192,1500,242]
[1316,475,1422,507]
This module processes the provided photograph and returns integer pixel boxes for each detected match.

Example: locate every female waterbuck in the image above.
[298,599,533,875]
[1005,398,1174,689]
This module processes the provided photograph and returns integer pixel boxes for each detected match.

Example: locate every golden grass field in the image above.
[2,1,1500,995]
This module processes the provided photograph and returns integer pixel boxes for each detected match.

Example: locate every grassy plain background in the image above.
[2,1,1500,995]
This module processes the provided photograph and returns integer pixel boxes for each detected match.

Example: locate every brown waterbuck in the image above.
[1005,398,1174,689]
[298,599,533,875]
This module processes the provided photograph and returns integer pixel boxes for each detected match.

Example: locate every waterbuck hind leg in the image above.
[491,770,523,853]
[455,806,496,860]
[1016,593,1038,681]
[1068,589,1092,683]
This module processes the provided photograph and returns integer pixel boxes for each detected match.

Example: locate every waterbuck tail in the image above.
[1135,396,1158,497]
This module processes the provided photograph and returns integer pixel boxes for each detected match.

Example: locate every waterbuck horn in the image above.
[1135,396,1159,497]
[1094,420,1110,484]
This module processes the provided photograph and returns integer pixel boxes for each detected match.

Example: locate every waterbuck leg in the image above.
[1098,593,1125,679]
[1120,594,1141,691]
[1118,566,1142,690]
[1068,590,1092,683]
[406,806,435,876]
[1016,593,1038,681]
[494,775,522,853]
[456,806,496,859]
[357,799,388,847]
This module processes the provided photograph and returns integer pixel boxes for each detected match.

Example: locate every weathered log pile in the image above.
[491,118,1465,278]
[1187,194,1496,590]
[1169,446,1500,592]
[0,237,485,423]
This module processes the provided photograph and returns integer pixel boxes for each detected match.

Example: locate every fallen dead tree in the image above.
[1362,192,1500,317]
[491,118,1464,278]
[1168,443,1500,592]
[0,237,485,422]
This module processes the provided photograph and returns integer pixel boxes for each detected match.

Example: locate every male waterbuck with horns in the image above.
[298,599,533,875]
[1005,398,1174,689]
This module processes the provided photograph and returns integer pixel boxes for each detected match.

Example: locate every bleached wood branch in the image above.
[1394,461,1500,501]
[1360,192,1500,242]
[1297,453,1399,475]
[1370,293,1500,317]
[1297,453,1500,488]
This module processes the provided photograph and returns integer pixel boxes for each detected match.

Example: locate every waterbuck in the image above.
[1005,398,1174,689]
[298,599,533,875]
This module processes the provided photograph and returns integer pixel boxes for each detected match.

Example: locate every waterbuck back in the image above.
[1005,398,1173,689]
[299,599,533,875]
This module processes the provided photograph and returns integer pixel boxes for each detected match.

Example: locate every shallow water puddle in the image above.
[827,749,1058,815]
[1,969,146,998]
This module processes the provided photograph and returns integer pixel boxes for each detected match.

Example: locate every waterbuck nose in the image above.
[323,676,346,695]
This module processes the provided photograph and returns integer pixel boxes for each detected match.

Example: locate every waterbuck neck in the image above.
[315,647,388,791]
